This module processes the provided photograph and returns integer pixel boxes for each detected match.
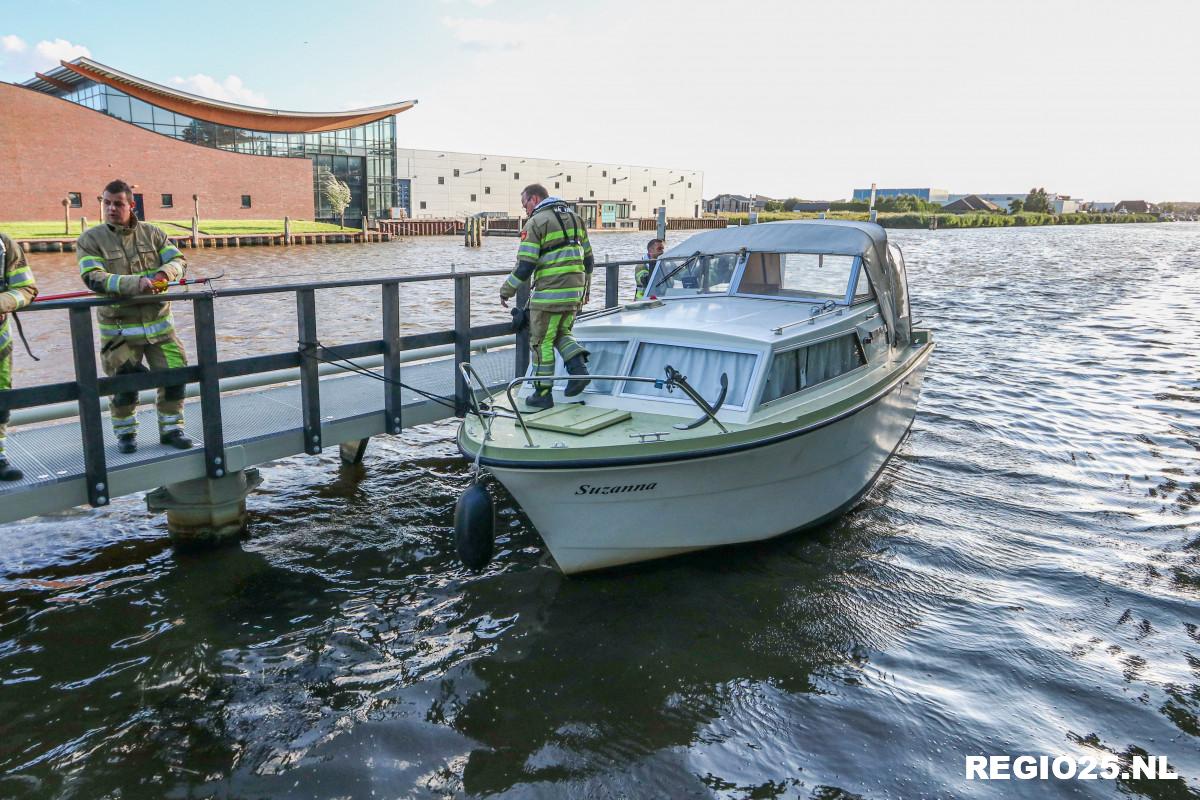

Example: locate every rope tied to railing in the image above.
[297,337,459,412]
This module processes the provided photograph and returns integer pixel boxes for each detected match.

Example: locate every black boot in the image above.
[563,354,591,397]
[160,430,194,450]
[116,433,137,454]
[0,459,23,482]
[524,388,554,411]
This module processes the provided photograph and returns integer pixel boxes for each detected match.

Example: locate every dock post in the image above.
[69,308,109,508]
[284,216,291,245]
[192,297,227,479]
[605,258,618,309]
[656,206,667,241]
[453,274,471,416]
[147,467,263,544]
[382,282,403,435]
[515,283,530,377]
[339,440,369,465]
[297,289,323,454]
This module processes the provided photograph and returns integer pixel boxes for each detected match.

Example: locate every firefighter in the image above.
[499,184,593,410]
[76,179,193,454]
[0,231,38,481]
[635,237,664,300]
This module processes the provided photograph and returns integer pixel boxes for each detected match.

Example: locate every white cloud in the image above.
[168,74,270,107]
[440,16,529,50]
[0,34,90,75]
[34,37,90,64]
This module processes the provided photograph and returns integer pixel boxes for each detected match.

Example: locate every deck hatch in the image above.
[523,405,631,436]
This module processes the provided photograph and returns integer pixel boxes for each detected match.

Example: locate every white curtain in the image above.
[625,343,757,407]
[805,335,862,386]
[567,340,628,393]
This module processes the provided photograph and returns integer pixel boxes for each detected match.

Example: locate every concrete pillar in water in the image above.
[146,468,263,544]
[340,439,369,465]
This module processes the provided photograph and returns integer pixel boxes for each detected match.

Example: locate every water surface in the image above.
[1,224,1198,798]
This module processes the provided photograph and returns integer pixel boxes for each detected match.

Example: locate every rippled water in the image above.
[1,224,1198,798]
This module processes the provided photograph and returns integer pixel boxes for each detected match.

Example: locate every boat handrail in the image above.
[771,301,845,335]
[500,369,730,448]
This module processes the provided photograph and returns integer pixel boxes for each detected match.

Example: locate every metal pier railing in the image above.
[0,259,653,525]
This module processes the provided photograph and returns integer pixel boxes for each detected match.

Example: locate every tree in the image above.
[1024,187,1050,214]
[321,171,352,228]
[1008,198,1024,214]
[764,200,785,212]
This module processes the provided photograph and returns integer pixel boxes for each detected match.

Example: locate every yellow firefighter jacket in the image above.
[76,219,187,343]
[0,232,38,355]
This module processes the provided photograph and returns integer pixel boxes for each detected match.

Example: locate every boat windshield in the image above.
[736,252,862,302]
[647,252,741,298]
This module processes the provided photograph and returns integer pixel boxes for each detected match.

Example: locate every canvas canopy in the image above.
[662,220,912,346]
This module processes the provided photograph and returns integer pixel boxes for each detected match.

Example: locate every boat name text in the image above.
[576,482,658,496]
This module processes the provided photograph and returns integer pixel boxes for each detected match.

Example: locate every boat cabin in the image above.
[558,221,913,424]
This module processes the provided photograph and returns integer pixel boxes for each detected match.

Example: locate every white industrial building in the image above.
[396,148,704,226]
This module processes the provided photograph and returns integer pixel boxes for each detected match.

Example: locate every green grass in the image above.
[1,221,84,238]
[3,219,356,238]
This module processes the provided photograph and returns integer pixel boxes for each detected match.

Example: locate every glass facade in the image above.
[59,80,397,220]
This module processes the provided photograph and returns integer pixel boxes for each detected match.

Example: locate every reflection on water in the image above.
[2,224,1199,798]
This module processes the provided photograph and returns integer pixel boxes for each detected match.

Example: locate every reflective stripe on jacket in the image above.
[501,198,593,310]
[76,220,186,343]
[0,231,38,343]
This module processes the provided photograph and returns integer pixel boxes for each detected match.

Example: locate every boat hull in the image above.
[488,349,930,574]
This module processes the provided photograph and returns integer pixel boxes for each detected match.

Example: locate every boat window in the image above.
[575,340,628,394]
[851,265,874,301]
[623,342,756,407]
[736,253,859,301]
[647,252,739,298]
[762,333,866,403]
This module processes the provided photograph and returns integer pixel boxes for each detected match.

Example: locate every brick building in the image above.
[2,58,415,223]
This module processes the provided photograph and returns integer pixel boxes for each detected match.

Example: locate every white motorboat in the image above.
[457,220,934,574]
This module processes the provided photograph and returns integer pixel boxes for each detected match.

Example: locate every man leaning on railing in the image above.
[0,230,38,481]
[76,179,194,454]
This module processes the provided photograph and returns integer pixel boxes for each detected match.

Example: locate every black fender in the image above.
[454,481,495,571]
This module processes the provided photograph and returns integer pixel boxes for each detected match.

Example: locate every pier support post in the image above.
[146,468,263,544]
[339,439,370,465]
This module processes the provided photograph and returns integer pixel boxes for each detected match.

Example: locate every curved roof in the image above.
[46,58,416,133]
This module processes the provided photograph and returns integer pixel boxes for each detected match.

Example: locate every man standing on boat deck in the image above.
[76,179,194,454]
[635,238,664,300]
[0,231,38,481]
[499,184,593,411]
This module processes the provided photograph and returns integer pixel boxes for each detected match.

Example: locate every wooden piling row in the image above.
[637,217,728,231]
[376,219,461,237]
[18,231,393,252]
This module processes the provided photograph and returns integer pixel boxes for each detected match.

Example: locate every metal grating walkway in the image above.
[0,349,516,524]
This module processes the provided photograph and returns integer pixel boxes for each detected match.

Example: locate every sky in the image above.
[2,0,1198,201]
